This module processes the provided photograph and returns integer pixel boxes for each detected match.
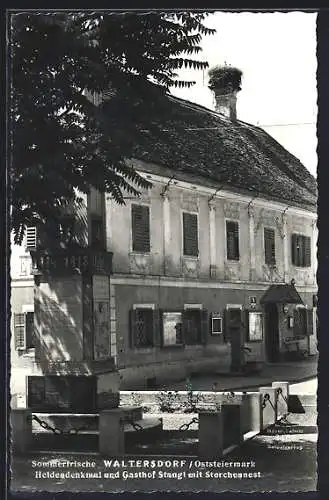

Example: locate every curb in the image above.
[217,374,317,392]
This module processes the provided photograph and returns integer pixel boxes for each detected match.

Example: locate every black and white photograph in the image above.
[7,9,318,494]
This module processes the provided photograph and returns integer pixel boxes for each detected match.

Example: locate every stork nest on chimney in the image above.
[208,65,243,93]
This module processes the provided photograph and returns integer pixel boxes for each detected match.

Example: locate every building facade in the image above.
[10,93,318,401]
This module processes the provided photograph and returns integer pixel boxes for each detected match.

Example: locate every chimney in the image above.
[208,65,242,122]
[213,88,238,121]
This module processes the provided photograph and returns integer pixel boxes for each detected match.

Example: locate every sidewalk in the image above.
[159,356,318,392]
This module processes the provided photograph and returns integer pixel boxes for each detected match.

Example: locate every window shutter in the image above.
[26,227,37,250]
[14,313,26,350]
[302,308,307,335]
[223,309,228,343]
[201,309,209,345]
[226,221,239,260]
[293,308,307,336]
[264,228,275,265]
[183,213,198,257]
[148,309,155,347]
[25,312,35,348]
[291,234,297,265]
[131,205,150,253]
[304,236,311,267]
[129,309,137,348]
[244,310,250,342]
[182,310,189,345]
[225,308,242,342]
[306,309,314,336]
[157,309,164,348]
[293,309,298,336]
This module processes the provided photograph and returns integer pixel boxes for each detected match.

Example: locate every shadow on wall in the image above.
[33,279,86,375]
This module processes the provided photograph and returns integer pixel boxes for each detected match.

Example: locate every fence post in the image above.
[11,409,32,455]
[222,403,243,447]
[272,381,289,419]
[99,409,125,456]
[241,392,262,434]
[259,387,277,431]
[198,411,224,459]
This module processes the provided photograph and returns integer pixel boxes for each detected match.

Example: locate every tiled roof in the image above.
[260,284,304,304]
[132,94,317,210]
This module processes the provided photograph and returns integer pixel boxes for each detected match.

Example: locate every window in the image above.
[293,307,307,336]
[246,311,263,342]
[20,256,32,276]
[224,307,242,342]
[14,312,35,350]
[161,307,208,346]
[25,227,37,250]
[91,216,105,248]
[131,204,150,253]
[291,234,311,267]
[211,314,223,335]
[162,312,183,346]
[130,308,154,348]
[183,212,199,257]
[264,228,276,265]
[184,308,206,345]
[226,221,240,261]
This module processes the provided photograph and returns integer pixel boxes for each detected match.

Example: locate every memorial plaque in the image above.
[30,248,113,276]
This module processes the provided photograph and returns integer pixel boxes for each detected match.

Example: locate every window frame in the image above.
[161,310,184,348]
[291,233,311,268]
[183,305,206,345]
[130,304,155,349]
[225,219,240,261]
[224,304,243,343]
[211,314,223,336]
[182,210,199,258]
[131,203,151,254]
[246,310,264,342]
[25,227,37,251]
[263,227,276,266]
[14,306,35,351]
[293,305,308,337]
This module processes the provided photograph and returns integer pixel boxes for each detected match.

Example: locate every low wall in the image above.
[11,382,289,457]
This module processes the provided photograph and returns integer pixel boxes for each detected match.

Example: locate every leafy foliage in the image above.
[10,11,215,243]
[208,65,242,93]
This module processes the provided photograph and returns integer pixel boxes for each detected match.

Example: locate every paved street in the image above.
[159,357,317,392]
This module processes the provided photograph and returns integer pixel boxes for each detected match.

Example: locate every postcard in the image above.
[7,9,318,495]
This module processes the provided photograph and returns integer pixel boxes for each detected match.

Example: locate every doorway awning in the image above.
[260,284,304,305]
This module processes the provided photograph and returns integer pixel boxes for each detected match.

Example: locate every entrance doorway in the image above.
[226,308,244,372]
[265,304,280,362]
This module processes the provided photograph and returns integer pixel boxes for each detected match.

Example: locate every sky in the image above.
[170,11,318,177]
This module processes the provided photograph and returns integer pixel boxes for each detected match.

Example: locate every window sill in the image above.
[185,343,204,348]
[161,344,185,350]
[131,346,155,353]
[183,255,199,260]
[130,251,151,256]
[226,259,240,263]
